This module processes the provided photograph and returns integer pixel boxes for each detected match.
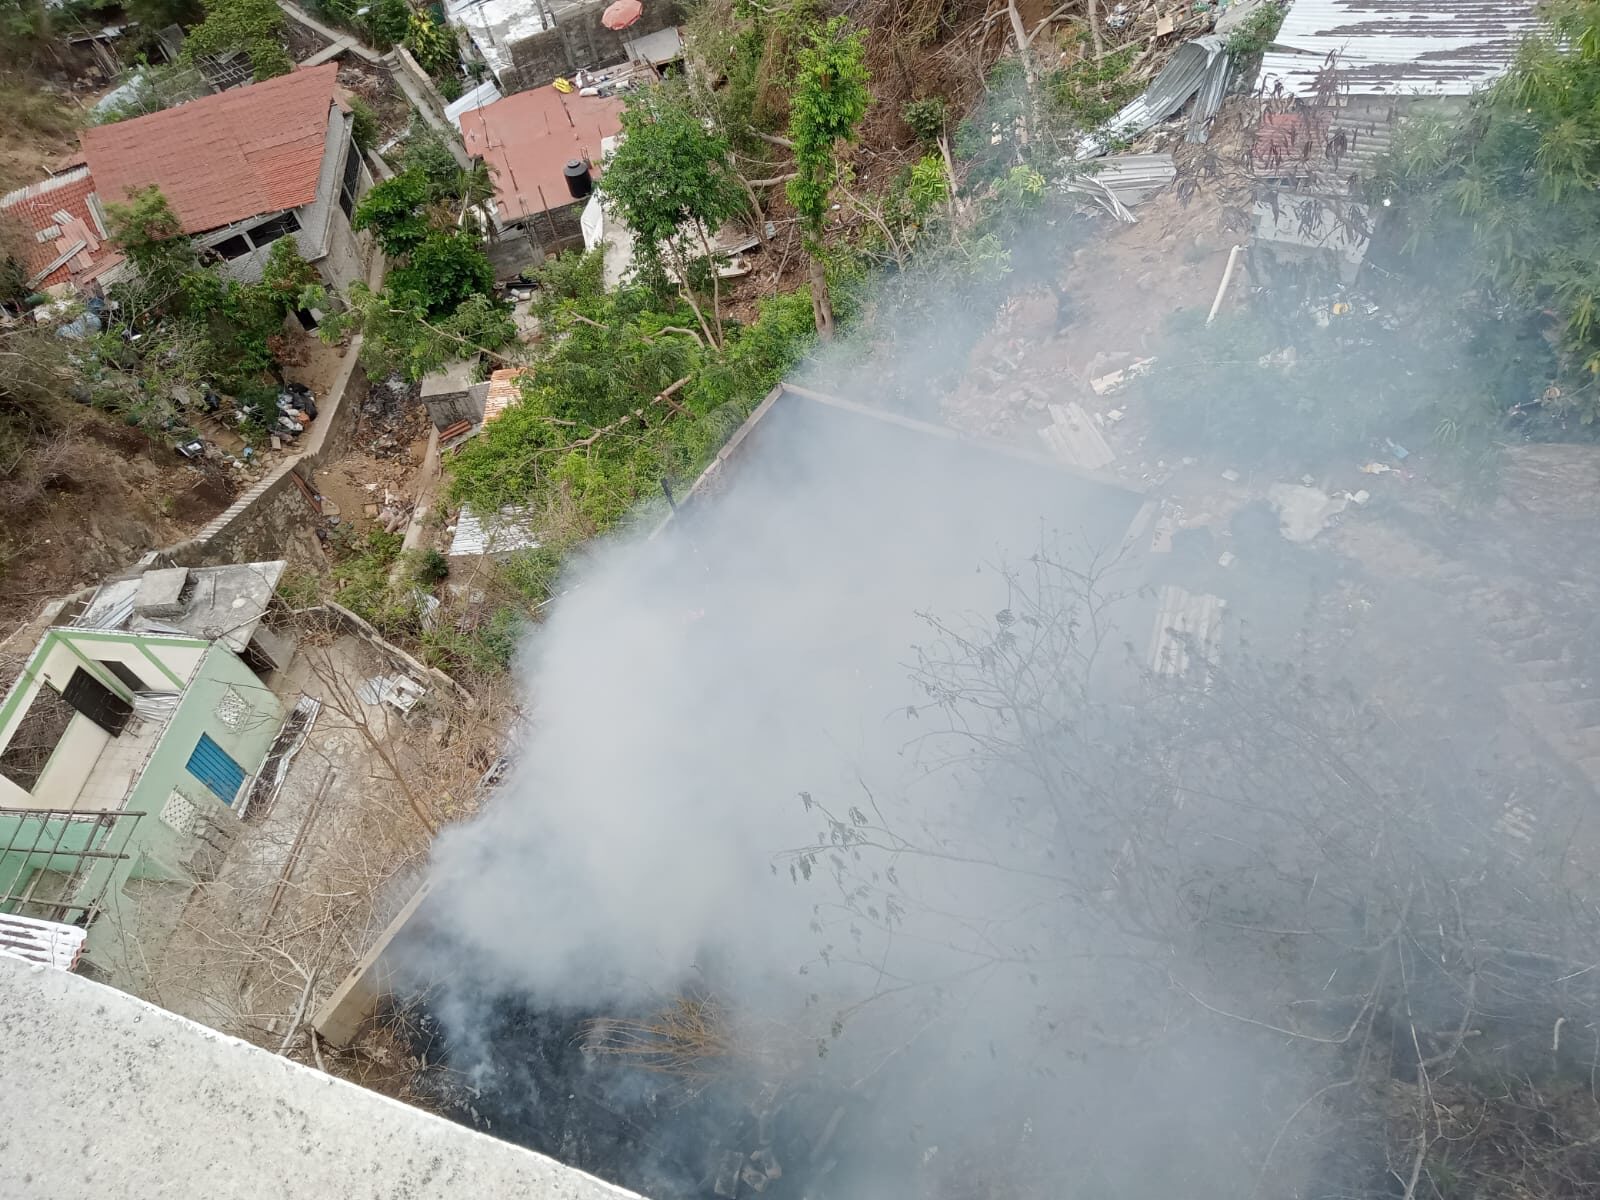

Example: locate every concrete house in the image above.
[0,562,290,976]
[446,0,680,93]
[460,87,623,278]
[79,63,377,293]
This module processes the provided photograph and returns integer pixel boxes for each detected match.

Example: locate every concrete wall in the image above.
[77,644,285,975]
[302,103,349,267]
[30,717,109,810]
[502,0,680,90]
[0,629,208,808]
[0,955,650,1200]
[164,343,368,569]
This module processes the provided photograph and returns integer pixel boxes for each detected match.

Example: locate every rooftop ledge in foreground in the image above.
[0,955,645,1200]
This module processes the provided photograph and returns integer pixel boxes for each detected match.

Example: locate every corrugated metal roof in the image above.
[450,506,541,558]
[1092,153,1177,203]
[1251,99,1399,182]
[1148,586,1225,678]
[459,90,623,225]
[1038,403,1116,471]
[1259,0,1543,97]
[1076,35,1230,159]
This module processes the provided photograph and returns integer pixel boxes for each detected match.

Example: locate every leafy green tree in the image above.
[368,0,409,48]
[786,17,869,339]
[349,98,380,151]
[1380,0,1600,417]
[105,186,200,313]
[352,171,432,255]
[389,229,495,317]
[325,287,515,381]
[602,83,748,346]
[184,0,291,80]
[404,11,457,79]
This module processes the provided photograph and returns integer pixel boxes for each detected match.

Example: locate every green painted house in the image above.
[0,562,293,978]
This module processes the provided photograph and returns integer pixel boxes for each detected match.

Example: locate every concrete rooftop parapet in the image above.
[0,955,648,1200]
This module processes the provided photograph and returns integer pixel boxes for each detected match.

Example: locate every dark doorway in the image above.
[60,668,132,737]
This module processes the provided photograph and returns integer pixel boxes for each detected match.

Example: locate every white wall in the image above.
[59,634,199,691]
[30,715,110,809]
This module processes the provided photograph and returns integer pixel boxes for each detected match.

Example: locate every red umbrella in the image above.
[601,0,642,30]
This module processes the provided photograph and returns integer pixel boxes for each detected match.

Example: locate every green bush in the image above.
[349,97,379,151]
[409,547,450,584]
[901,97,947,145]
[1224,2,1286,58]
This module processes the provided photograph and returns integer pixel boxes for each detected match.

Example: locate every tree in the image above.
[404,11,458,79]
[602,83,748,348]
[105,186,201,315]
[1380,0,1600,419]
[786,18,869,339]
[389,229,495,318]
[352,171,432,257]
[184,0,292,80]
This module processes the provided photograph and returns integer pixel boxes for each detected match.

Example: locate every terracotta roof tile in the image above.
[483,368,529,425]
[0,167,107,288]
[80,64,345,235]
[459,89,623,223]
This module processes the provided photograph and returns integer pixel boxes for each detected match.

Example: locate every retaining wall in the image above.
[163,340,369,569]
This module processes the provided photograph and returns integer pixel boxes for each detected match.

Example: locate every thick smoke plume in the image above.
[398,237,1600,1200]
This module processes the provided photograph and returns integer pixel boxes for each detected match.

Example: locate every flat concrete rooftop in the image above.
[0,955,645,1200]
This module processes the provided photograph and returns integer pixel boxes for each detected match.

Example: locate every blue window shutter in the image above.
[186,733,246,805]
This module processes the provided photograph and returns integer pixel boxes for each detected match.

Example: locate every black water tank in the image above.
[563,159,593,199]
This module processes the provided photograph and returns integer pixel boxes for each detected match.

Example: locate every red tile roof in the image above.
[459,89,623,223]
[80,64,347,235]
[483,368,528,425]
[0,167,108,288]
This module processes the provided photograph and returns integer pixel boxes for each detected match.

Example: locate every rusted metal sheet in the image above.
[1260,0,1542,97]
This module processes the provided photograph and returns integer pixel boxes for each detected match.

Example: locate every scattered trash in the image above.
[1349,489,1371,505]
[1217,550,1236,567]
[1039,402,1116,471]
[1220,468,1241,482]
[1267,483,1348,543]
[1359,462,1396,475]
[1090,357,1156,395]
[1105,408,1125,423]
[357,674,427,714]
[1384,438,1410,460]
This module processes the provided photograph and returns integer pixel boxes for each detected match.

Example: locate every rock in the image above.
[1010,290,1059,338]
[712,1150,743,1199]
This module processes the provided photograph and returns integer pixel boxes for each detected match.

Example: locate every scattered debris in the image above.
[1148,585,1226,678]
[1076,35,1230,159]
[1220,468,1241,482]
[1267,482,1348,543]
[1090,357,1156,395]
[1218,550,1236,567]
[357,674,427,714]
[1039,402,1116,470]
